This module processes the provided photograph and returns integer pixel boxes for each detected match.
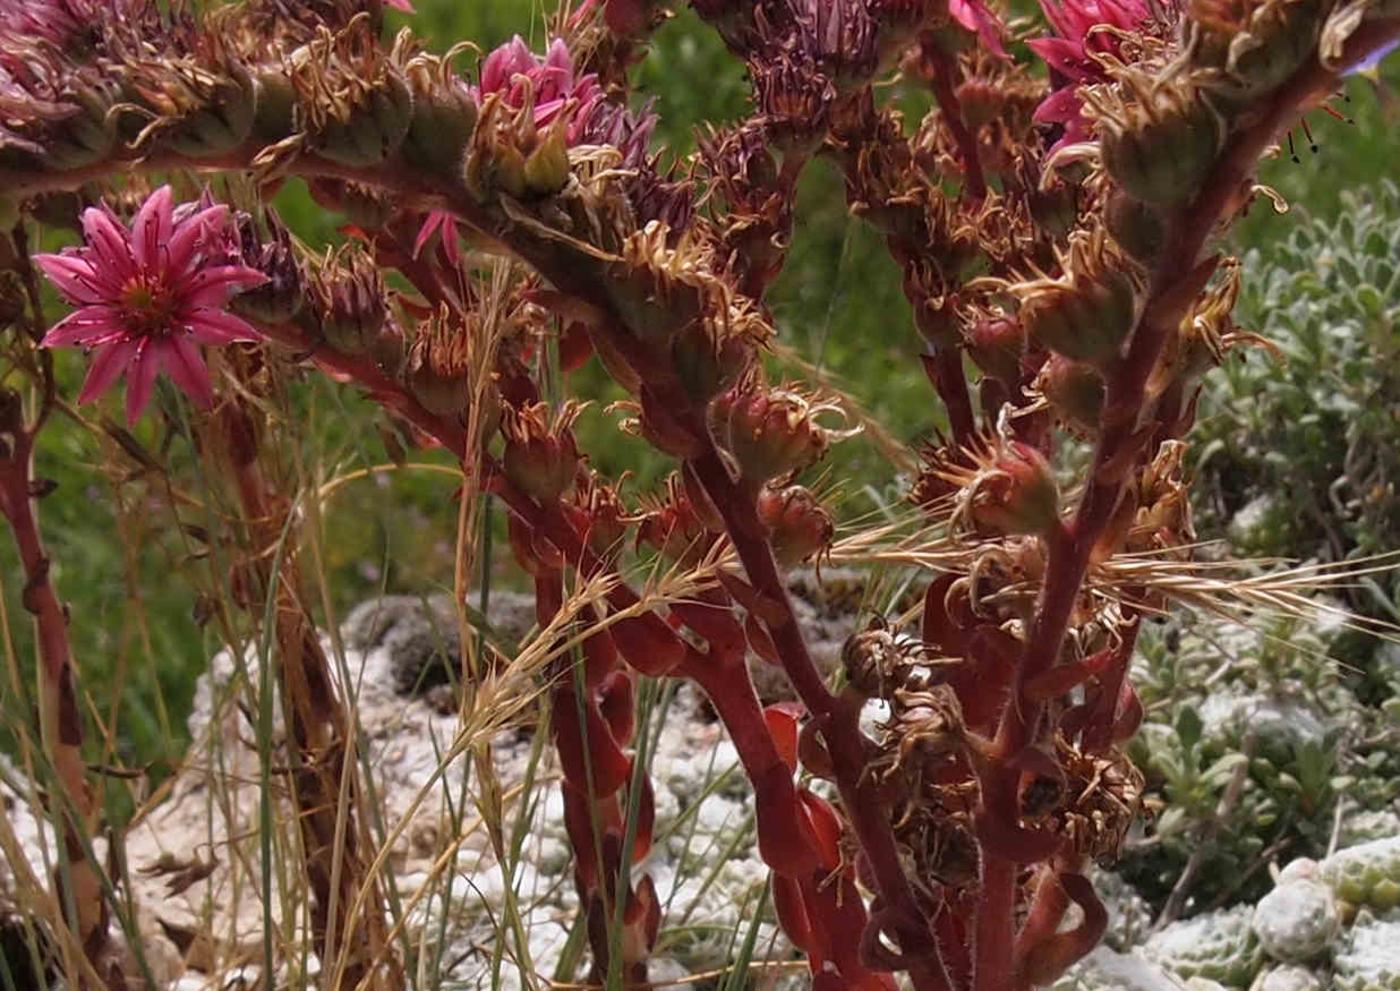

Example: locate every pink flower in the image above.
[383,0,415,11]
[476,36,602,142]
[1028,0,1161,150]
[35,186,268,425]
[949,0,1008,58]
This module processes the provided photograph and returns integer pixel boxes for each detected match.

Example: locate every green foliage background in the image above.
[3,2,1398,777]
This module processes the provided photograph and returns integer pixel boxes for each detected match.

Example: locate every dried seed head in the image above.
[841,619,931,698]
[123,45,257,159]
[935,437,1061,537]
[1091,74,1224,206]
[1016,229,1140,367]
[405,306,475,420]
[285,17,414,167]
[571,471,630,561]
[1038,354,1106,436]
[634,473,717,565]
[394,36,478,178]
[501,400,583,503]
[307,245,388,354]
[756,484,834,566]
[715,382,851,484]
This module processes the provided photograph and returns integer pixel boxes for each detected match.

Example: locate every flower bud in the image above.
[1039,355,1105,436]
[523,121,570,196]
[308,248,387,354]
[501,401,582,503]
[967,316,1026,385]
[756,485,835,566]
[463,99,530,200]
[1022,269,1136,366]
[230,214,304,325]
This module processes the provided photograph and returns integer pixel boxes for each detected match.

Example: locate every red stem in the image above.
[0,427,111,983]
[922,37,987,203]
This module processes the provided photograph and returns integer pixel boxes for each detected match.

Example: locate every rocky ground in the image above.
[2,577,1397,990]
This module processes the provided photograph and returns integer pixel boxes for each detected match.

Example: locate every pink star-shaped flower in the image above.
[35,186,268,424]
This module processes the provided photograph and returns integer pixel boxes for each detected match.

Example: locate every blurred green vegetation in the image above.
[2,4,1397,772]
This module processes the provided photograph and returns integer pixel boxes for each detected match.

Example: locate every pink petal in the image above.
[413,212,445,259]
[41,306,129,348]
[131,186,174,270]
[1034,86,1084,125]
[185,308,263,345]
[77,338,140,405]
[1027,37,1093,78]
[166,204,231,277]
[80,206,137,282]
[34,253,112,305]
[123,341,161,426]
[181,265,269,307]
[384,0,415,9]
[162,336,214,408]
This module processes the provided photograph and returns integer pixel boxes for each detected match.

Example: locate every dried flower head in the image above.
[931,436,1062,537]
[35,186,267,424]
[501,400,584,503]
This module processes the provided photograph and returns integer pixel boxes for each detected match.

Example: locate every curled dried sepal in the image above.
[501,400,583,503]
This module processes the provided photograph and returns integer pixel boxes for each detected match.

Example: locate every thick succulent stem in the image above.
[0,425,114,989]
[968,25,1400,991]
